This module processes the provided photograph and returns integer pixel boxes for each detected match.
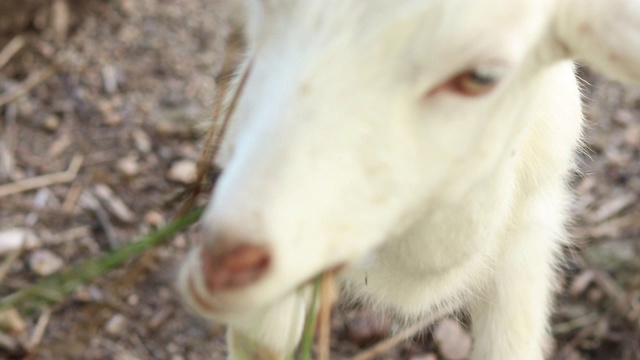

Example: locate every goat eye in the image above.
[449,65,504,96]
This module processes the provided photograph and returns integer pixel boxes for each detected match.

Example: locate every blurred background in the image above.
[0,1,638,359]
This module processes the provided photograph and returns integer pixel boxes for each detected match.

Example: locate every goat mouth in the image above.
[186,270,220,313]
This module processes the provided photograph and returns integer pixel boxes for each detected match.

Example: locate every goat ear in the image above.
[554,0,640,82]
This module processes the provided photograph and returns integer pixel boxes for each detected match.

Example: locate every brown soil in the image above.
[0,1,639,359]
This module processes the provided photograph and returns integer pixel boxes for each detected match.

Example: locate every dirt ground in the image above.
[0,1,639,359]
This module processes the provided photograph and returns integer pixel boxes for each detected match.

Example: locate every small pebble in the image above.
[167,159,197,184]
[105,314,128,335]
[116,156,140,177]
[99,101,123,127]
[410,353,438,360]
[102,65,119,94]
[345,311,390,346]
[155,120,179,136]
[127,294,139,306]
[624,124,640,148]
[433,319,472,360]
[0,228,41,255]
[28,249,64,276]
[43,115,60,132]
[172,235,187,249]
[132,129,152,153]
[144,210,165,227]
[612,109,635,125]
[167,342,180,354]
[73,285,104,302]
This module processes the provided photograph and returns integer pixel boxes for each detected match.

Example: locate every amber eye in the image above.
[448,65,504,96]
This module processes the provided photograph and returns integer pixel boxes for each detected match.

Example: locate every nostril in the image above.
[199,243,271,292]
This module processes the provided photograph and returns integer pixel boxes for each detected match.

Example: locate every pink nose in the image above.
[199,238,271,292]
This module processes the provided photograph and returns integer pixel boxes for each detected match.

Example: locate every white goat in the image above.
[178,1,640,359]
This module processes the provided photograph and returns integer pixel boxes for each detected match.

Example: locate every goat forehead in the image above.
[262,0,555,35]
[257,0,556,69]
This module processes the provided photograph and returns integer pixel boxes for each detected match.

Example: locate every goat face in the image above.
[180,0,640,321]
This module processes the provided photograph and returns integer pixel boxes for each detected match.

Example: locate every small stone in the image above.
[43,115,60,132]
[73,285,103,302]
[0,228,41,255]
[155,120,178,136]
[132,129,152,153]
[167,342,180,354]
[624,124,640,148]
[172,235,187,249]
[105,314,127,335]
[612,109,635,125]
[144,210,165,227]
[99,101,123,127]
[127,294,139,306]
[410,353,438,360]
[433,319,472,360]
[28,249,64,276]
[102,65,119,94]
[346,311,390,346]
[116,156,140,177]
[167,160,197,184]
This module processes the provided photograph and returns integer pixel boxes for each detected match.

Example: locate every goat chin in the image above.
[179,0,640,358]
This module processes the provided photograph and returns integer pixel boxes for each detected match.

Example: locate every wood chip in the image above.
[569,270,596,298]
[93,184,137,223]
[52,0,71,42]
[0,330,20,353]
[0,154,83,198]
[0,309,26,334]
[0,65,57,108]
[589,193,636,223]
[0,35,27,70]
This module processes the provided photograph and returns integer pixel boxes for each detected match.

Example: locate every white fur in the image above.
[178,1,640,359]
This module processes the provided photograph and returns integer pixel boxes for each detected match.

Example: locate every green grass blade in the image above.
[0,208,203,311]
[299,275,323,360]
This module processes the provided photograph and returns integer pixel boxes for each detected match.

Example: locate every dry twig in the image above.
[0,35,27,70]
[0,154,83,198]
[0,64,57,108]
[26,309,51,351]
[0,247,22,285]
[352,309,450,360]
[175,57,252,218]
[318,271,335,360]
